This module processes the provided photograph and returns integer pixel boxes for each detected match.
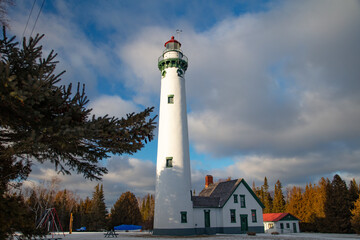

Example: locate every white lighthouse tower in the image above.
[154,36,195,235]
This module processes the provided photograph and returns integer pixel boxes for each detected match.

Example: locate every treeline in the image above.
[5,178,155,234]
[252,174,360,233]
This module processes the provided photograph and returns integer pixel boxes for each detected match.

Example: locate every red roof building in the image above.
[263,213,300,234]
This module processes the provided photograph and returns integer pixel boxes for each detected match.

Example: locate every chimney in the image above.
[205,175,213,188]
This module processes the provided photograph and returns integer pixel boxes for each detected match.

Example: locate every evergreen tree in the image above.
[252,181,261,199]
[0,144,31,238]
[262,177,273,213]
[0,28,157,186]
[110,192,141,227]
[349,179,359,209]
[263,177,269,193]
[72,202,82,230]
[0,193,34,239]
[272,179,285,213]
[80,197,92,229]
[0,28,155,238]
[351,193,360,234]
[89,184,107,231]
[324,174,352,233]
[141,198,147,221]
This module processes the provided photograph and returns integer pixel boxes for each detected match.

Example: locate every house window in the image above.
[230,209,236,223]
[168,95,174,104]
[181,211,187,223]
[280,223,284,229]
[268,223,274,229]
[233,194,238,203]
[240,195,246,208]
[166,157,173,168]
[286,223,290,228]
[251,209,257,223]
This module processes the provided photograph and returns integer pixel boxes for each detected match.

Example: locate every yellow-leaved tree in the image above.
[351,193,360,234]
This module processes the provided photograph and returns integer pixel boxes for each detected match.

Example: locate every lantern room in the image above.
[158,36,188,72]
[164,36,181,50]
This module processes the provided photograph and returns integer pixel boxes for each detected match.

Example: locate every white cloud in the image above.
[104,156,155,190]
[182,0,360,157]
[116,27,170,106]
[205,147,360,189]
[89,95,140,119]
[188,92,360,156]
[9,1,121,98]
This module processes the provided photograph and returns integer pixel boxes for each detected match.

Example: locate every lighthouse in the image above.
[153,36,195,235]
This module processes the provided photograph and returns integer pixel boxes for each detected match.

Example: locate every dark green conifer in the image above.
[80,197,92,228]
[90,184,107,231]
[324,174,352,233]
[349,178,359,209]
[262,177,273,213]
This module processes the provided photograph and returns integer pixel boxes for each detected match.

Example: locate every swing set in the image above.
[36,208,65,239]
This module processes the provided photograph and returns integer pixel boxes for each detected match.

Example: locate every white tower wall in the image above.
[154,37,195,235]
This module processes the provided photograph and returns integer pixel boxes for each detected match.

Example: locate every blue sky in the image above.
[7,0,360,207]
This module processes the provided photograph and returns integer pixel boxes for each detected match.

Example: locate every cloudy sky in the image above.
[7,0,360,207]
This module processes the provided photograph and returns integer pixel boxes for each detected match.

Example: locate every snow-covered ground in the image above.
[42,231,360,240]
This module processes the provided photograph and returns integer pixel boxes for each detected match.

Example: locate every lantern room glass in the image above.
[166,42,180,50]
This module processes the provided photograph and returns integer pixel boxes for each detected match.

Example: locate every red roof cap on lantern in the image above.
[164,36,181,47]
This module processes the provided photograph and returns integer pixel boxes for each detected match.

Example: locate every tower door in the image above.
[240,214,248,232]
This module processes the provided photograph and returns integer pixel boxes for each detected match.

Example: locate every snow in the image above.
[44,231,360,240]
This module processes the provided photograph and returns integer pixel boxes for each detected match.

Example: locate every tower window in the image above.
[166,157,173,168]
[161,70,166,78]
[168,95,174,104]
[181,211,187,223]
[177,69,184,77]
[230,209,236,223]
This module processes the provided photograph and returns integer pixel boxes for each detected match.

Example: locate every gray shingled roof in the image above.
[193,178,243,208]
[191,196,220,207]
